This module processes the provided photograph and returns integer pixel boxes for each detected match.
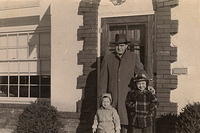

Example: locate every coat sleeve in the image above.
[99,55,109,96]
[125,91,136,111]
[134,53,148,76]
[149,93,158,113]
[112,108,121,131]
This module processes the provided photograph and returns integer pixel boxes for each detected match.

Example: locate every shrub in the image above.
[17,100,62,133]
[176,102,200,133]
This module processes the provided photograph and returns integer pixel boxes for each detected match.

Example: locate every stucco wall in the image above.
[171,0,200,112]
[51,0,82,112]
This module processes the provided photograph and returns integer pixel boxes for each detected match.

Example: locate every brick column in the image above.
[77,0,100,114]
[153,0,179,116]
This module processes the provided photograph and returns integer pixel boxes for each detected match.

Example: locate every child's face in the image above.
[102,97,111,109]
[136,81,147,92]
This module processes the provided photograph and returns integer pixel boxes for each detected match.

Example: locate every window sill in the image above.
[0,97,49,104]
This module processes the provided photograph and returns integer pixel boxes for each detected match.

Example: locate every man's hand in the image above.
[148,86,155,95]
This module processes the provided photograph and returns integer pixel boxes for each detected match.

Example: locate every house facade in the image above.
[0,0,183,132]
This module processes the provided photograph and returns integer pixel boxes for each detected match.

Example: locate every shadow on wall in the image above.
[76,61,97,133]
[28,6,51,98]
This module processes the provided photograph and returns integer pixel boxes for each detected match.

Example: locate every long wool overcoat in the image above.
[99,50,146,125]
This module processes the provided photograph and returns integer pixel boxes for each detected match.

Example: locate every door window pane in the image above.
[0,85,8,97]
[20,85,28,97]
[9,85,18,97]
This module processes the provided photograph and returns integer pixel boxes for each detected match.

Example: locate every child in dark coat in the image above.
[125,74,158,133]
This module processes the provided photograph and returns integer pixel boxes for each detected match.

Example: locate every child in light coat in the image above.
[92,93,121,133]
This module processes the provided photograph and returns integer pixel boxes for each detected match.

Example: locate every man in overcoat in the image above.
[99,34,147,133]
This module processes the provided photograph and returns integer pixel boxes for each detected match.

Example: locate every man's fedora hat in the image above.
[111,34,130,45]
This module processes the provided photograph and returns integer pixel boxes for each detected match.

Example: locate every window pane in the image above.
[28,33,39,46]
[0,76,8,84]
[30,76,39,84]
[0,85,8,97]
[40,45,50,58]
[9,62,18,72]
[0,49,7,60]
[29,45,37,59]
[19,62,28,73]
[8,49,17,60]
[41,86,50,98]
[41,60,50,73]
[18,34,28,47]
[29,61,39,73]
[9,85,18,97]
[0,35,7,48]
[18,48,28,59]
[41,75,50,84]
[20,86,28,97]
[30,86,39,97]
[0,62,8,73]
[8,35,17,48]
[20,76,29,84]
[40,32,50,45]
[10,76,18,84]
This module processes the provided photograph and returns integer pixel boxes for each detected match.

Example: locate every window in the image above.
[0,31,51,98]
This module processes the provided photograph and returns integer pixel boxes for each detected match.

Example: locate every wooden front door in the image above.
[100,15,155,78]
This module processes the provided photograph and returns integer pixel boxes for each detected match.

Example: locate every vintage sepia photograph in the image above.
[0,0,199,133]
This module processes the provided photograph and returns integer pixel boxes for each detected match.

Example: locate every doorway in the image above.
[99,15,156,132]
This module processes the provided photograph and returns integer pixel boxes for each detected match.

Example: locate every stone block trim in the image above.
[77,1,100,122]
[77,0,99,90]
[153,0,178,115]
[156,0,178,8]
[170,20,178,34]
